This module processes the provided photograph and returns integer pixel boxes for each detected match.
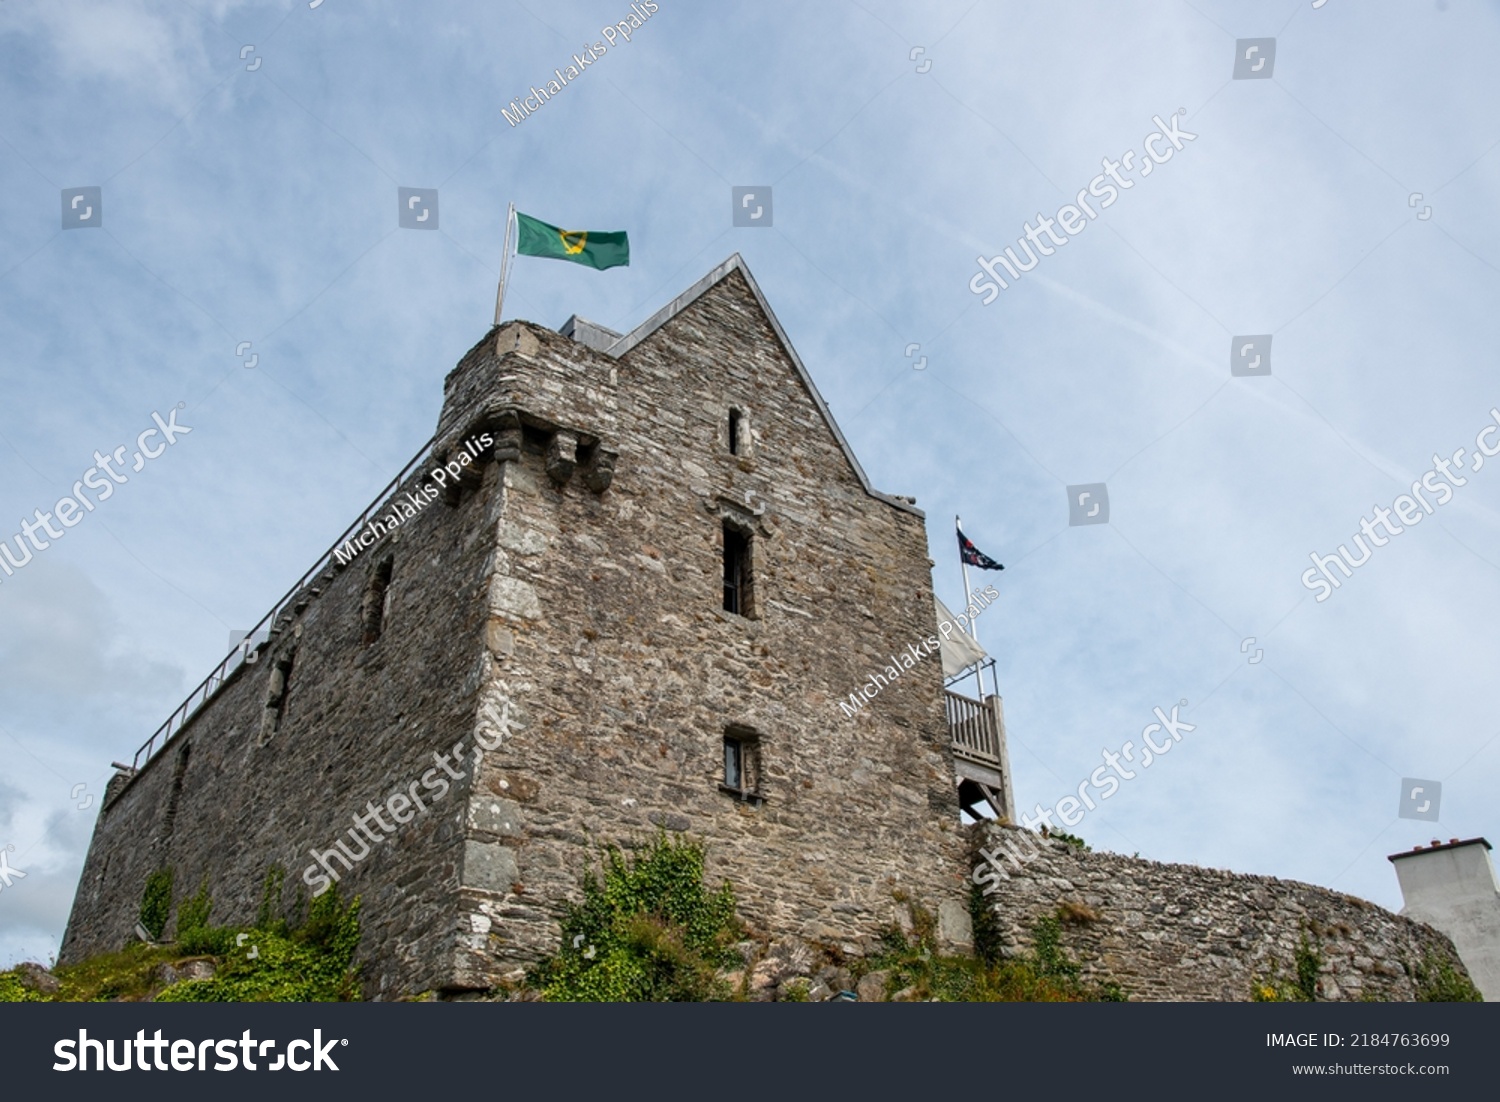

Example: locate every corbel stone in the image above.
[436,402,515,474]
[582,448,618,494]
[493,413,523,463]
[546,431,578,486]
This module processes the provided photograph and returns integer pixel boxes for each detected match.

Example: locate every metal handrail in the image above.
[129,436,437,772]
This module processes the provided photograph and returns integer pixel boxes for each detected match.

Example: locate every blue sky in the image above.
[2,0,1499,969]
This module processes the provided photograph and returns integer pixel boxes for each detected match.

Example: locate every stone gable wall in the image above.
[448,273,971,987]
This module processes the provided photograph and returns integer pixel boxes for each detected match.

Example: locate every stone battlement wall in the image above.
[972,824,1471,1001]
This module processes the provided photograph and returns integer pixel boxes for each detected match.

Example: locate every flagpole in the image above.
[957,515,985,701]
[493,202,516,326]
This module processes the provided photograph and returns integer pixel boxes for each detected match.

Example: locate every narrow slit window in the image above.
[271,654,294,726]
[260,649,296,744]
[722,523,751,616]
[362,557,394,645]
[161,743,192,843]
[728,408,744,455]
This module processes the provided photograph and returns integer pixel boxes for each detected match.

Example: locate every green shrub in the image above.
[1252,928,1327,1002]
[174,924,238,957]
[0,973,43,1002]
[156,888,362,1003]
[176,880,212,940]
[781,977,810,1002]
[969,882,1005,967]
[1414,952,1483,1002]
[1031,915,1080,980]
[1049,830,1089,851]
[12,943,178,1003]
[1295,932,1322,1001]
[1250,968,1309,1002]
[530,832,741,1002]
[864,903,1120,1002]
[139,868,174,941]
[256,865,287,935]
[3,884,362,1003]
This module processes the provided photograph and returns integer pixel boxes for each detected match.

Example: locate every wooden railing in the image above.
[945,689,1002,767]
[129,436,437,773]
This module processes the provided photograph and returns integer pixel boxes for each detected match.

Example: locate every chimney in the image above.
[1388,837,1499,1000]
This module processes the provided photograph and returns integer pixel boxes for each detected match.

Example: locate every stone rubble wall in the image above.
[59,452,498,999]
[972,823,1472,1001]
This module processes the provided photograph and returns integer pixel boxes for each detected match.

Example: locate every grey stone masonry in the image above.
[60,255,973,997]
[972,823,1475,1001]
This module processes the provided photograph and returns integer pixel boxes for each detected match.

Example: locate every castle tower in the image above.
[60,255,990,996]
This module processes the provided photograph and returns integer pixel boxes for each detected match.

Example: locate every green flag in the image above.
[515,212,629,271]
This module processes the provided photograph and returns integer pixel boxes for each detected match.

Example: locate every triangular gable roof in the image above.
[603,254,923,518]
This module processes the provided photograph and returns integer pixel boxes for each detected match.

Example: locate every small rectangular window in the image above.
[720,727,762,803]
[723,523,751,616]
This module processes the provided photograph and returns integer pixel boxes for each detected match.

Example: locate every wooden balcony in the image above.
[946,689,1012,820]
[946,689,1002,767]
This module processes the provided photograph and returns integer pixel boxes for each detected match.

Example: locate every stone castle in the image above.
[61,255,1002,996]
[60,255,1477,1000]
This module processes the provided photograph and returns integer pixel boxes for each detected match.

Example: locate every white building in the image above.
[1388,837,1500,1000]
